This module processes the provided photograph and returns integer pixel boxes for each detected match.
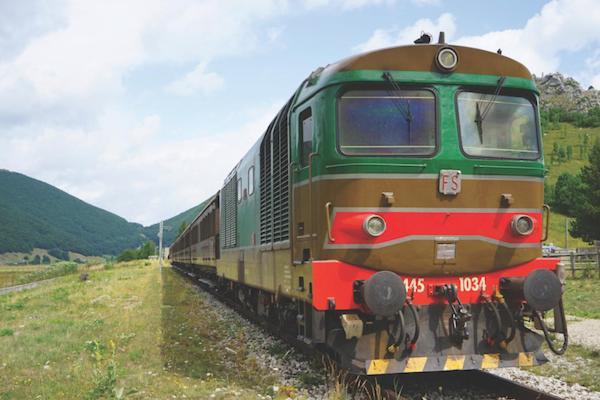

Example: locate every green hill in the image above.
[0,169,145,256]
[143,198,211,246]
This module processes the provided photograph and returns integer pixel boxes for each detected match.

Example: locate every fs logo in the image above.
[439,170,462,195]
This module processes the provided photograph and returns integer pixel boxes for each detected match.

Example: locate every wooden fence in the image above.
[546,248,600,278]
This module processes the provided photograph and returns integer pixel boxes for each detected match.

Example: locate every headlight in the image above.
[436,47,458,71]
[363,215,386,237]
[511,215,534,236]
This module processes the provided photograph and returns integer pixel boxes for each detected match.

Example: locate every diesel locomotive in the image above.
[170,32,568,375]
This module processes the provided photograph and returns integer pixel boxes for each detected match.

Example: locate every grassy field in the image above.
[545,212,589,249]
[0,265,46,288]
[563,277,600,319]
[0,261,292,400]
[542,122,600,186]
[531,344,600,392]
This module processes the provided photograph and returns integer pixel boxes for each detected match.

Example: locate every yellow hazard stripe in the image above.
[367,359,390,375]
[404,356,427,373]
[518,352,534,367]
[444,355,465,371]
[481,353,500,369]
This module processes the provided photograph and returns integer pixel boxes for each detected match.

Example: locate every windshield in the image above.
[457,91,539,160]
[337,89,436,156]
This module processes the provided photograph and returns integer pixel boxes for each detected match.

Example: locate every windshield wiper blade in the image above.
[382,72,413,138]
[474,76,506,144]
[475,102,484,144]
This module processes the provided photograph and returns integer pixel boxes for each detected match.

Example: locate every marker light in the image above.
[436,47,458,71]
[364,215,386,237]
[512,215,535,236]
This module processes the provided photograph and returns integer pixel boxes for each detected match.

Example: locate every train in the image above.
[170,32,568,375]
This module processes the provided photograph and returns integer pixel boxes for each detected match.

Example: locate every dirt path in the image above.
[567,317,600,350]
[0,278,55,296]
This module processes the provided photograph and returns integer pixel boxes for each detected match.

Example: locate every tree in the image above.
[571,140,600,242]
[42,255,51,264]
[138,241,156,259]
[558,146,567,163]
[553,173,584,217]
[567,145,573,161]
[178,221,188,236]
[33,255,41,265]
[117,249,138,262]
[551,142,560,164]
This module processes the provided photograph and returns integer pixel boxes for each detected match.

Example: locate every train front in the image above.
[300,40,568,374]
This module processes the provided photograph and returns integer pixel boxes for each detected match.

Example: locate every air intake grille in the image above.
[259,98,293,245]
[221,174,237,248]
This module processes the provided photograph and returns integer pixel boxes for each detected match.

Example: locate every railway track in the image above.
[171,264,564,400]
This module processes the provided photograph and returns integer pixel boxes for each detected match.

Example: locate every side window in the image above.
[299,108,313,168]
[237,178,242,202]
[248,166,255,195]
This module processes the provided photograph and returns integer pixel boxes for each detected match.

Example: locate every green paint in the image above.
[229,69,544,248]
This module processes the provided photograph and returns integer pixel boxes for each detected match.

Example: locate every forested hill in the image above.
[143,198,210,247]
[0,169,144,255]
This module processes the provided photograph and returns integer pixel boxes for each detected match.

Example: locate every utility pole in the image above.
[564,218,568,250]
[158,221,164,270]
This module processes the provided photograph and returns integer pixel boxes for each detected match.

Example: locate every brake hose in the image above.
[534,299,569,355]
[499,301,516,346]
[406,299,420,350]
[484,299,503,346]
[386,310,405,354]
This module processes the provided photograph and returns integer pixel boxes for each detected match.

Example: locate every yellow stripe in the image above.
[481,354,500,369]
[518,352,534,367]
[404,356,427,373]
[444,355,465,371]
[367,359,390,375]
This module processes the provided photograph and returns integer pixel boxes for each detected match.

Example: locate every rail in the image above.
[172,265,566,400]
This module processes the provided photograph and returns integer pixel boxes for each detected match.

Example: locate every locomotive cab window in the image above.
[337,89,436,156]
[299,108,313,167]
[248,166,255,195]
[457,91,539,160]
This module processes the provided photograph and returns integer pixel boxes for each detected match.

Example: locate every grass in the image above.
[563,277,600,319]
[0,265,46,288]
[0,261,290,399]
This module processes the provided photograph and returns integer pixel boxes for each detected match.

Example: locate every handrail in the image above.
[542,204,551,242]
[325,202,335,243]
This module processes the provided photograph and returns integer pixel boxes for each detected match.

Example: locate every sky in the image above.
[1,0,600,226]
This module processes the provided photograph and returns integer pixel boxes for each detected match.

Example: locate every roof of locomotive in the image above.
[328,44,532,79]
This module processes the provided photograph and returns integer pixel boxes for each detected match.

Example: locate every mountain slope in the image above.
[0,169,144,255]
[143,198,211,246]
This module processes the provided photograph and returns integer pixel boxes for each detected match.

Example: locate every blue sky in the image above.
[1,0,599,225]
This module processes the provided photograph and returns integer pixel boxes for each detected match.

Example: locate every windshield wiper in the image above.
[474,76,506,143]
[382,72,413,139]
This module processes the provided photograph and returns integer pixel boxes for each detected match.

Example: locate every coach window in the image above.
[248,166,255,195]
[299,108,313,167]
[237,178,242,202]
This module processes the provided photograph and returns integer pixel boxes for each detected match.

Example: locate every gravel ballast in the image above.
[185,275,600,400]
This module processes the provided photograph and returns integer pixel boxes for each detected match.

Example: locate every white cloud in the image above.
[304,0,395,10]
[0,0,291,224]
[166,62,224,96]
[355,0,600,83]
[354,13,456,52]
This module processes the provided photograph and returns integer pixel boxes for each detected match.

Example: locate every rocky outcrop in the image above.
[535,73,600,113]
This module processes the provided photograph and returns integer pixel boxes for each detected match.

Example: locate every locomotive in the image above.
[170,32,568,375]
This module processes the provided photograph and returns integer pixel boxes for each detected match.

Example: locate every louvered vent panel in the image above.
[221,175,237,248]
[259,97,293,245]
[273,99,292,243]
[259,121,275,245]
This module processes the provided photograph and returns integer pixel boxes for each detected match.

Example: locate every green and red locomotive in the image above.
[170,33,568,375]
